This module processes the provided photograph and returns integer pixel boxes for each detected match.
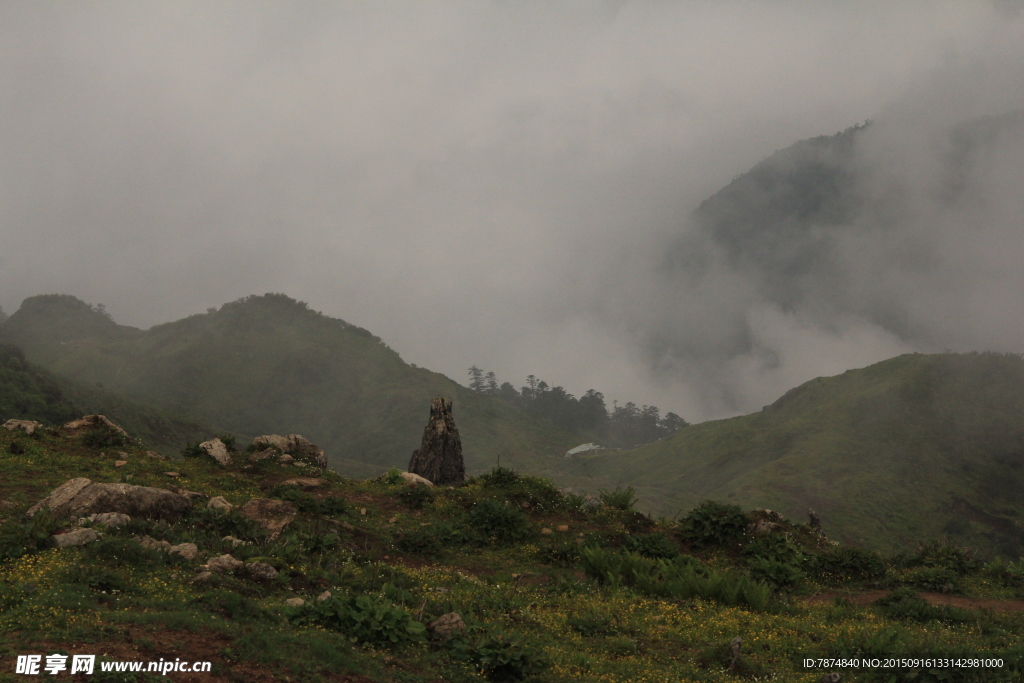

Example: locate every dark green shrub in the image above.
[199,590,271,622]
[745,534,803,564]
[623,531,679,559]
[537,540,583,567]
[678,501,749,548]
[395,521,473,556]
[181,442,205,459]
[267,484,348,516]
[477,466,522,488]
[216,434,237,451]
[597,486,638,511]
[468,499,532,545]
[448,628,548,682]
[747,558,803,590]
[82,537,170,568]
[907,540,981,575]
[397,485,434,510]
[876,588,972,624]
[296,594,426,646]
[186,507,267,542]
[0,509,62,559]
[805,546,887,583]
[902,566,961,593]
[81,425,131,450]
[67,564,129,593]
[475,467,565,513]
[567,608,618,636]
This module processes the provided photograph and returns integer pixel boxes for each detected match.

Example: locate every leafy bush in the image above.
[448,628,548,682]
[81,425,131,450]
[216,434,237,451]
[199,590,272,622]
[678,501,749,548]
[567,608,618,636]
[537,540,583,567]
[745,534,803,564]
[876,588,972,624]
[623,531,679,559]
[748,558,803,590]
[805,546,888,583]
[902,566,961,593]
[395,522,473,556]
[296,594,426,646]
[597,486,638,511]
[475,467,566,513]
[468,499,532,545]
[67,564,129,593]
[397,485,434,510]
[0,509,62,559]
[906,540,981,576]
[380,467,404,486]
[181,442,206,459]
[186,507,267,542]
[82,537,171,568]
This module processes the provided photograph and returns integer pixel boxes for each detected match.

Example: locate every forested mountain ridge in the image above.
[0,293,581,480]
[584,352,1024,557]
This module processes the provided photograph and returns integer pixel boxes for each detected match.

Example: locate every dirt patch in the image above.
[806,590,1024,612]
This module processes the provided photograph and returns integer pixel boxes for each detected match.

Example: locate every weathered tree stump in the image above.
[408,397,465,486]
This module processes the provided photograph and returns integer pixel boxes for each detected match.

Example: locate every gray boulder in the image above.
[251,434,328,468]
[399,472,434,487]
[3,419,44,435]
[428,612,466,640]
[86,512,132,529]
[207,554,244,573]
[207,496,233,511]
[26,478,192,520]
[49,528,99,548]
[169,543,199,560]
[199,438,232,466]
[62,414,129,438]
[246,561,278,580]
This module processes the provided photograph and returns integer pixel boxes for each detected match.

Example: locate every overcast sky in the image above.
[2,1,1023,421]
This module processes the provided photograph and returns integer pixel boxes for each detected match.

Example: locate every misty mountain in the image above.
[0,293,580,479]
[581,351,1024,556]
[0,342,211,452]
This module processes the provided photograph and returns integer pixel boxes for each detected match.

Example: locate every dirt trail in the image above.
[806,590,1024,612]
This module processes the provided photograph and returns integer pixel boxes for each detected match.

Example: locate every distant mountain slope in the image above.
[0,294,580,478]
[583,352,1024,556]
[0,342,211,453]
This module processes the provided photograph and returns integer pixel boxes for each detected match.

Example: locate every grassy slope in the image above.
[0,294,580,480]
[585,352,1024,556]
[0,343,212,455]
[2,424,1023,683]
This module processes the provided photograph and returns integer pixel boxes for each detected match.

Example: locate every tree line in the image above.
[467,366,687,449]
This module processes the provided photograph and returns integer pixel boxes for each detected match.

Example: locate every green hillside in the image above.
[0,294,581,479]
[0,342,213,454]
[582,352,1024,557]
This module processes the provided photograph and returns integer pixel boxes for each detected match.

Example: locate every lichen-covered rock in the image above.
[207,554,243,573]
[251,434,327,468]
[279,477,326,490]
[239,498,296,539]
[49,528,99,548]
[207,496,233,511]
[169,543,199,560]
[62,414,129,437]
[87,512,131,528]
[3,419,44,435]
[199,438,232,466]
[399,472,434,487]
[285,597,305,607]
[428,612,465,640]
[246,561,278,580]
[316,590,332,603]
[26,478,191,520]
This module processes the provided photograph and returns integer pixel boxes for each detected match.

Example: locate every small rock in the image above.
[0,500,16,511]
[246,561,278,580]
[540,528,553,535]
[207,554,244,573]
[316,590,332,603]
[207,496,233,511]
[176,489,206,501]
[433,587,451,594]
[222,535,248,549]
[115,460,128,468]
[49,528,99,548]
[428,612,465,640]
[146,451,169,460]
[388,515,398,524]
[88,512,131,528]
[360,508,367,516]
[163,472,180,478]
[278,454,294,464]
[169,543,199,560]
[192,571,213,584]
[285,597,305,607]
[251,448,277,461]
[556,524,569,532]
[137,535,172,552]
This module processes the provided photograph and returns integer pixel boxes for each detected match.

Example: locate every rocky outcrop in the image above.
[62,415,129,437]
[245,561,278,580]
[239,498,296,539]
[27,478,192,520]
[408,397,465,486]
[207,554,243,573]
[3,419,44,435]
[279,477,327,490]
[251,434,327,468]
[199,438,232,466]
